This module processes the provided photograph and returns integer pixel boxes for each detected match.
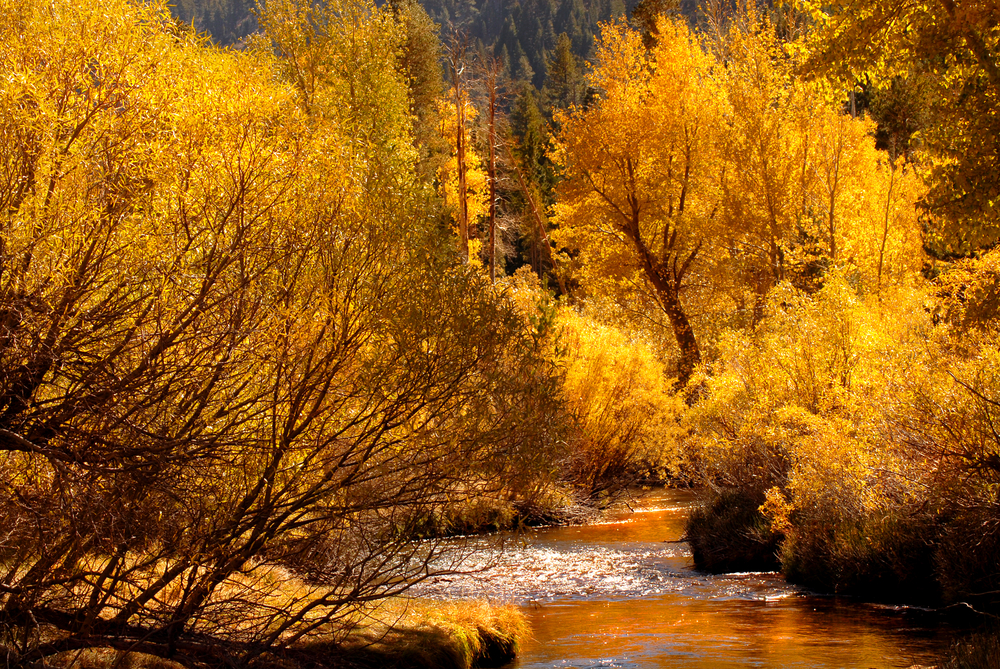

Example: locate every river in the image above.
[415,489,962,668]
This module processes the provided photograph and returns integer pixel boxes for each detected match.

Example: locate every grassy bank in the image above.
[329,599,527,669]
[26,596,526,669]
[407,483,599,539]
[8,554,527,669]
[944,627,1000,669]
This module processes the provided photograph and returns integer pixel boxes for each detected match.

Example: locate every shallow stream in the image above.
[415,489,960,668]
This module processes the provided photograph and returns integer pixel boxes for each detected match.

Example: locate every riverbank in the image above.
[413,488,959,668]
[684,488,1000,669]
[23,589,524,669]
[685,486,1000,610]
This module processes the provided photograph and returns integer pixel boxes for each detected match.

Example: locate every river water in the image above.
[415,489,960,668]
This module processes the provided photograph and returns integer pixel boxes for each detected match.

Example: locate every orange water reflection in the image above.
[423,490,958,668]
[516,593,950,668]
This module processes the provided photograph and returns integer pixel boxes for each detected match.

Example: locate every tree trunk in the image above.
[661,287,701,388]
[486,66,498,282]
[455,80,469,262]
[631,235,701,387]
[449,40,469,263]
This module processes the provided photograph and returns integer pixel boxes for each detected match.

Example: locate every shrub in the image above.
[557,309,685,500]
[782,511,940,602]
[0,1,563,665]
[681,277,978,599]
[505,271,684,504]
[936,248,1000,329]
[895,330,1000,609]
[934,502,1000,610]
[686,489,782,573]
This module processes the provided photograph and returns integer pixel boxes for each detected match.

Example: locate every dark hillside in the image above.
[168,0,697,83]
[170,0,258,45]
[423,0,639,88]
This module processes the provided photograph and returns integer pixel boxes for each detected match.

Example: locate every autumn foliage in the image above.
[552,7,1000,612]
[3,0,1000,664]
[0,0,562,664]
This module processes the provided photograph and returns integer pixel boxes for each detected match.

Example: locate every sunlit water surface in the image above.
[413,490,958,668]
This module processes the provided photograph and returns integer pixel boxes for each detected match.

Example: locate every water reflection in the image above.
[520,596,950,668]
[414,490,957,668]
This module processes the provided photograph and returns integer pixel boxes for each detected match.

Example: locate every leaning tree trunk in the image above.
[631,235,701,388]
[660,285,700,388]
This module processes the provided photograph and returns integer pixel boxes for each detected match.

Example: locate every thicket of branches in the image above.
[0,0,567,664]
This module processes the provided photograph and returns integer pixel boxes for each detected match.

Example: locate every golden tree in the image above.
[554,17,724,387]
[0,0,566,664]
[795,0,1000,256]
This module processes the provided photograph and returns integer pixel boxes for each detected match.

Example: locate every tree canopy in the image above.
[796,0,1000,257]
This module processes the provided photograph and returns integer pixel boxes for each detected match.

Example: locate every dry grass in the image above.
[324,598,528,669]
[41,648,187,669]
[25,560,528,669]
[944,628,1000,669]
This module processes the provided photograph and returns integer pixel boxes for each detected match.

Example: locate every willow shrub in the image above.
[557,308,685,500]
[0,0,564,664]
[684,276,948,596]
[505,271,684,504]
[686,266,1000,605]
[897,329,1000,610]
[686,488,782,572]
